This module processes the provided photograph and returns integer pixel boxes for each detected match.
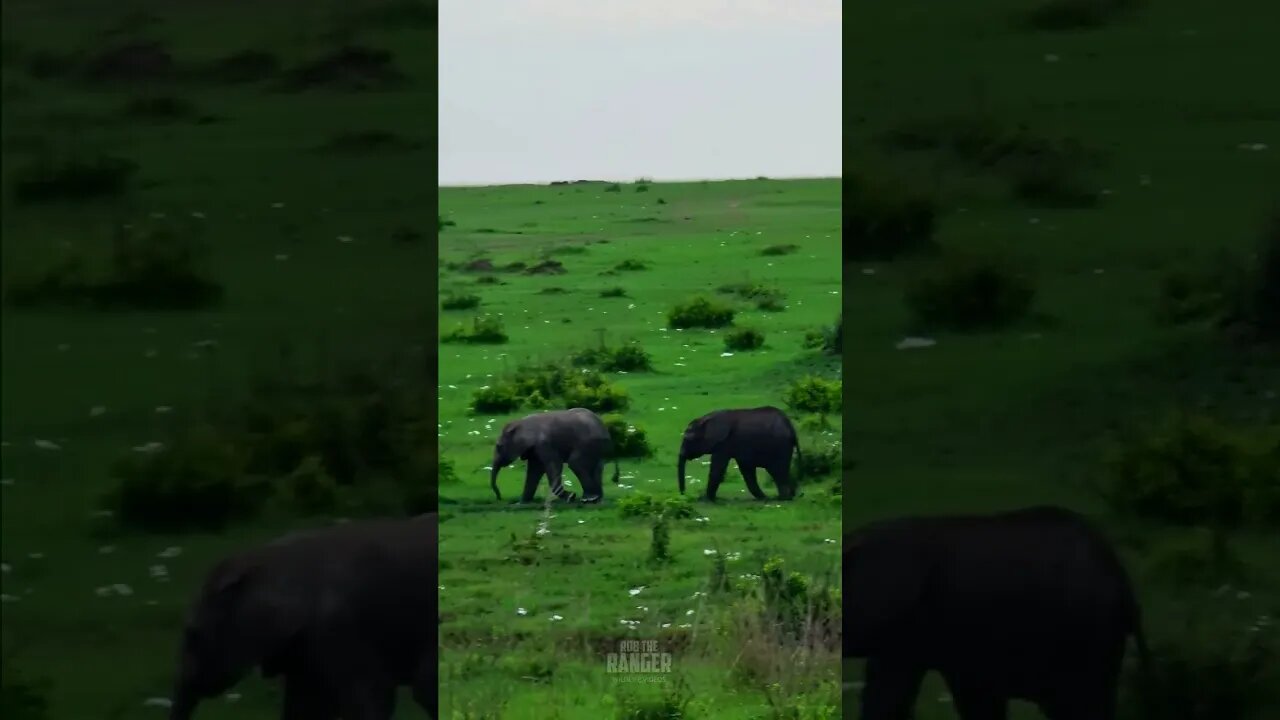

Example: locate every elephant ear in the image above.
[195,554,308,679]
[843,526,934,657]
[701,414,733,450]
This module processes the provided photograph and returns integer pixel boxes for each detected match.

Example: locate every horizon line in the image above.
[438,173,841,189]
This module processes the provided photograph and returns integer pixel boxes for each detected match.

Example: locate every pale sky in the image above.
[438,0,842,186]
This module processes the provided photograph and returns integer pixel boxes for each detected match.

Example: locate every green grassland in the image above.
[1,2,439,718]
[436,179,842,719]
[847,1,1280,718]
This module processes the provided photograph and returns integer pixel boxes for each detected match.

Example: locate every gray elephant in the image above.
[490,407,621,504]
[677,405,802,501]
[844,505,1150,720]
[169,513,437,720]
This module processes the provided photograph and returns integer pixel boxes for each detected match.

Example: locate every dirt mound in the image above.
[525,260,566,275]
[84,41,173,82]
[281,45,406,91]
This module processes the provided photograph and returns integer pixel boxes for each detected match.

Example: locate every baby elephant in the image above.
[845,505,1150,720]
[677,405,802,501]
[169,513,437,720]
[490,407,621,504]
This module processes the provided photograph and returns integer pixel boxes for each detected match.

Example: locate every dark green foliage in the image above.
[825,313,842,354]
[572,342,653,372]
[561,372,630,412]
[601,414,654,458]
[617,492,698,520]
[668,296,735,329]
[319,130,421,154]
[649,515,671,564]
[1022,0,1140,31]
[905,252,1035,331]
[600,286,627,298]
[614,676,694,720]
[471,363,630,415]
[1155,257,1241,326]
[441,316,507,344]
[604,183,622,193]
[202,49,279,83]
[280,45,406,91]
[725,328,765,351]
[1102,411,1280,529]
[1241,209,1280,339]
[11,154,137,203]
[761,244,799,256]
[280,455,340,515]
[340,0,437,30]
[0,660,49,720]
[844,174,937,261]
[614,259,648,272]
[471,384,522,413]
[656,198,667,205]
[475,275,500,285]
[438,214,456,232]
[1007,155,1099,208]
[6,224,223,311]
[441,292,481,310]
[759,556,841,644]
[794,438,841,479]
[109,425,266,532]
[717,281,786,311]
[120,94,198,122]
[784,376,842,415]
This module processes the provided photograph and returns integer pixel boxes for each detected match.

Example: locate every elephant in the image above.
[843,505,1150,720]
[490,407,621,504]
[677,405,802,501]
[168,513,437,720]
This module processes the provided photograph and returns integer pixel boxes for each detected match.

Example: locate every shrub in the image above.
[604,183,622,193]
[602,414,654,458]
[121,94,198,122]
[615,676,693,720]
[725,328,765,351]
[438,214,456,232]
[471,383,523,413]
[618,492,698,520]
[12,154,137,203]
[108,425,265,532]
[785,376,842,415]
[668,296,735,329]
[795,438,841,479]
[475,275,500,285]
[1103,411,1279,530]
[844,174,936,261]
[603,343,653,372]
[905,253,1035,331]
[1007,155,1099,208]
[280,454,340,514]
[441,316,508,344]
[561,372,629,412]
[1147,528,1252,587]
[1022,0,1140,31]
[761,244,799,256]
[802,329,826,350]
[280,45,406,92]
[614,259,648,272]
[319,130,420,154]
[600,286,627,298]
[441,292,481,310]
[1155,257,1242,326]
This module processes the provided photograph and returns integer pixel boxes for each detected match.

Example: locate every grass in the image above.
[1,2,438,717]
[439,177,841,718]
[847,2,1280,717]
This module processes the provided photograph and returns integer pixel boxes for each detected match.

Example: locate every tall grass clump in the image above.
[440,292,481,310]
[844,174,937,262]
[785,376,842,415]
[725,328,765,351]
[904,252,1035,331]
[441,316,508,344]
[668,296,735,329]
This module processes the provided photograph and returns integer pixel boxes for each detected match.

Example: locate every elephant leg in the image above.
[739,464,768,500]
[520,458,545,503]
[543,458,576,502]
[705,454,729,501]
[567,453,598,503]
[942,674,1008,720]
[281,673,337,720]
[767,460,794,500]
[860,656,926,720]
[412,651,438,720]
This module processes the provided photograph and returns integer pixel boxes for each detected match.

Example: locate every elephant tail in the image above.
[611,457,621,484]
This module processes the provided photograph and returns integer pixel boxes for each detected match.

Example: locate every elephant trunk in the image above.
[677,454,687,495]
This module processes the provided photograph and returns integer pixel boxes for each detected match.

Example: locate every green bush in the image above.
[618,492,698,520]
[1022,0,1139,31]
[1156,259,1241,326]
[604,183,622,193]
[7,224,224,311]
[761,244,799,256]
[844,174,936,262]
[11,153,137,203]
[108,425,265,532]
[440,292,480,310]
[280,455,340,515]
[471,383,523,413]
[717,281,786,311]
[1007,155,1099,208]
[795,438,841,479]
[438,214,456,231]
[602,414,654,458]
[574,342,653,372]
[785,376,842,415]
[905,253,1035,331]
[614,259,648,271]
[442,316,508,344]
[725,328,765,351]
[600,286,627,298]
[1103,411,1280,529]
[668,296,735,329]
[561,372,629,412]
